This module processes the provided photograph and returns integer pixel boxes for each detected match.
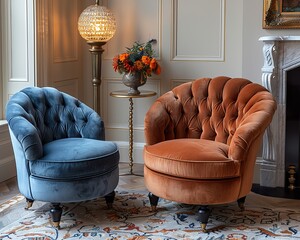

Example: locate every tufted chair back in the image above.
[6,87,105,161]
[145,76,276,161]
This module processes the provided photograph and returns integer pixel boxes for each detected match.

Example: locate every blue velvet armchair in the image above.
[6,87,120,228]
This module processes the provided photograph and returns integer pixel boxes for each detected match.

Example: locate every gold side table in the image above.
[110,90,157,175]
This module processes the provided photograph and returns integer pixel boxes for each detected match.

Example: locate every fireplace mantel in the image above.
[259,36,300,187]
[260,36,300,41]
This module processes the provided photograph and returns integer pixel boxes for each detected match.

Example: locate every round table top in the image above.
[110,90,157,98]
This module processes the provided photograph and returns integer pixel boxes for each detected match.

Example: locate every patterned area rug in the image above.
[0,189,300,240]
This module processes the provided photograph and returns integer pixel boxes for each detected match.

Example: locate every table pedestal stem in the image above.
[128,98,134,174]
[109,90,157,176]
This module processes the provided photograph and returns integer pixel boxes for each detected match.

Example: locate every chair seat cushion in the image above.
[144,139,240,180]
[30,138,119,180]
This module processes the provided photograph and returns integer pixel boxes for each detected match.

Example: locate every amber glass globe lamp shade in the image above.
[78,0,116,43]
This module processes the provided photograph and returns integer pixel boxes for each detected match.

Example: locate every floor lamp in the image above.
[78,0,116,114]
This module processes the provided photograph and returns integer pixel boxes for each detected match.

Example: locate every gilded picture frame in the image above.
[263,0,300,28]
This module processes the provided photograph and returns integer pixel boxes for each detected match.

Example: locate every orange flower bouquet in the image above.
[112,40,161,78]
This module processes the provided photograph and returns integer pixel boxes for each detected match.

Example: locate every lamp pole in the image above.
[87,41,105,115]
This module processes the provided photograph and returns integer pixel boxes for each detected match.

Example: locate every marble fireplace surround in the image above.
[259,36,300,188]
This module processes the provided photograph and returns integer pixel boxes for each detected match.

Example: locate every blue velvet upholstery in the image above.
[6,86,120,227]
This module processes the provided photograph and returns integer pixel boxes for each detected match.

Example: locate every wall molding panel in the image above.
[52,0,78,63]
[171,0,225,61]
[53,78,79,96]
[2,0,35,99]
[171,78,195,88]
[9,0,30,82]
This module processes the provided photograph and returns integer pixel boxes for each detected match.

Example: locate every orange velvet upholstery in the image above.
[143,76,277,230]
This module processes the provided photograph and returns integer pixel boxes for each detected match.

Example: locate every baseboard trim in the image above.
[115,141,145,164]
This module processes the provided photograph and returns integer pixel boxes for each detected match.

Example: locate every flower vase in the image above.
[122,72,147,95]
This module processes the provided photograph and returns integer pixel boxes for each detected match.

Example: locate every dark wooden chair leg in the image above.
[148,192,159,212]
[25,198,34,210]
[237,196,246,211]
[104,191,116,209]
[198,205,211,232]
[50,203,62,228]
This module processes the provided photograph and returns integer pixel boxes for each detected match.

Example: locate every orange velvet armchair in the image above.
[143,76,276,231]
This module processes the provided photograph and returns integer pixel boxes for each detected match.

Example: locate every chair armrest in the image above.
[79,110,105,140]
[228,99,276,161]
[144,100,172,145]
[8,117,43,161]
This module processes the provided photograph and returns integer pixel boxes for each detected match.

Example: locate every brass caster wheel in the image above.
[52,221,60,229]
[25,202,33,210]
[25,199,33,210]
[201,223,207,233]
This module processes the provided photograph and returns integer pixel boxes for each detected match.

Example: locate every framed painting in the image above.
[263,0,300,28]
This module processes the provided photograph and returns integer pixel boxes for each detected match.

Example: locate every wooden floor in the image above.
[0,162,146,204]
